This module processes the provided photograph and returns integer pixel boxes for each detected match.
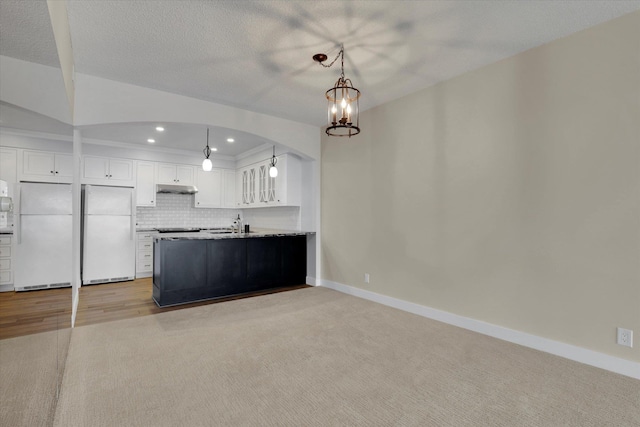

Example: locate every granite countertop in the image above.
[154,228,315,241]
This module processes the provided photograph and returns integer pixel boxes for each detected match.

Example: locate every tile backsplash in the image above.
[136,193,300,230]
[242,206,300,231]
[136,193,239,228]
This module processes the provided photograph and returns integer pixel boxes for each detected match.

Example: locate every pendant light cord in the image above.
[203,128,211,159]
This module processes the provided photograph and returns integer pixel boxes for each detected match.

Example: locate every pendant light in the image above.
[313,44,361,137]
[269,146,278,178]
[202,128,213,171]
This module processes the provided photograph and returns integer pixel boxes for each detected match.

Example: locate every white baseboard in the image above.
[319,279,640,380]
[306,276,317,286]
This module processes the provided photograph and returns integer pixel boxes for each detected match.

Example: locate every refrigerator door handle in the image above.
[130,190,135,240]
[15,184,21,244]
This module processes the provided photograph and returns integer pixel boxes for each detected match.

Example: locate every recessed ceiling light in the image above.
[227,138,234,143]
[211,147,218,152]
[147,138,155,143]
[155,126,165,132]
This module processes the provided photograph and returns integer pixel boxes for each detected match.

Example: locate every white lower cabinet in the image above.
[0,235,14,291]
[136,231,156,278]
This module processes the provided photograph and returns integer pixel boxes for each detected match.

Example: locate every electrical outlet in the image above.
[364,273,370,284]
[617,328,633,348]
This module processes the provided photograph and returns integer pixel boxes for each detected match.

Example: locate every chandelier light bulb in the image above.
[202,158,212,171]
[341,98,347,108]
[269,165,278,178]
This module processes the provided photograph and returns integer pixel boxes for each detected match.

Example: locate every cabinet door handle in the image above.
[55,171,59,174]
[50,170,54,174]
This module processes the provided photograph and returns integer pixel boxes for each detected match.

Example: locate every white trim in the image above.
[0,284,14,293]
[0,127,72,142]
[306,276,317,286]
[82,137,236,161]
[71,289,79,328]
[319,279,640,380]
[235,143,275,161]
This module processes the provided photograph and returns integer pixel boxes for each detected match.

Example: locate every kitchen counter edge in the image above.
[154,230,315,241]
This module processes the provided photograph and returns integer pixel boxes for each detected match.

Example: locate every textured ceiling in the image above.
[0,0,60,68]
[64,0,640,126]
[1,1,639,154]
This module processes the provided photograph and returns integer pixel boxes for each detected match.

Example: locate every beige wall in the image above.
[321,11,640,362]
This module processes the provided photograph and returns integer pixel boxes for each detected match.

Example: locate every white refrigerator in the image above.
[14,183,72,291]
[82,185,135,285]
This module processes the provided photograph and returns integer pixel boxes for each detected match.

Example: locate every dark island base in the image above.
[151,284,309,308]
[153,235,307,307]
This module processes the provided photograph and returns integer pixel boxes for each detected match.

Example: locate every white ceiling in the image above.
[0,102,72,136]
[80,122,275,158]
[1,1,640,155]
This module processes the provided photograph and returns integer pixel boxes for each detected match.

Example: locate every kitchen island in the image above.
[152,229,313,307]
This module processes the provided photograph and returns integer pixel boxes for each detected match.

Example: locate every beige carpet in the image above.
[53,287,639,426]
[1,327,71,427]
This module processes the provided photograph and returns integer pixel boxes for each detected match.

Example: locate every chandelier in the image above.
[313,44,361,137]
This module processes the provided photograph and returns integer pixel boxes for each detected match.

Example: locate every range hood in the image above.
[156,184,198,194]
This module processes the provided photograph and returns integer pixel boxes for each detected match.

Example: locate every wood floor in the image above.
[0,278,309,340]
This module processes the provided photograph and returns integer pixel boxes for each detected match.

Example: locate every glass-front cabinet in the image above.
[237,154,300,208]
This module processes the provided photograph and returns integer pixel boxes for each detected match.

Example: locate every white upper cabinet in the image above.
[82,155,134,187]
[0,148,18,197]
[135,161,156,207]
[272,154,301,206]
[235,154,300,208]
[20,150,73,183]
[157,163,194,186]
[222,169,236,208]
[194,168,222,208]
[237,164,258,208]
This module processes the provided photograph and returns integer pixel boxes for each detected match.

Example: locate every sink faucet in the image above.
[233,214,243,233]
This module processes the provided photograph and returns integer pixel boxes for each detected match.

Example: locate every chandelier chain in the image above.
[318,44,345,80]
